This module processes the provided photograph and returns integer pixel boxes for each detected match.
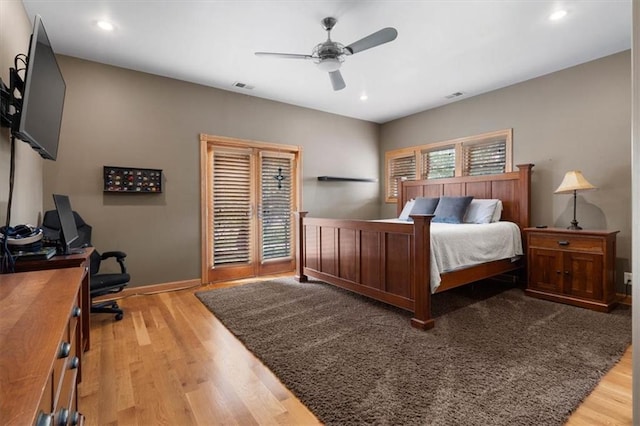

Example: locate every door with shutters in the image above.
[200,135,300,283]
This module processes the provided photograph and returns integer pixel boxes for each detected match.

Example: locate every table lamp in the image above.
[554,170,596,230]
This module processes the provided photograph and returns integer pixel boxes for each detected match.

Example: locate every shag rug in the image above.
[195,278,631,425]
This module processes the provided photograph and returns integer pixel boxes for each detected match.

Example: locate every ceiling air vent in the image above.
[445,92,464,99]
[233,81,254,90]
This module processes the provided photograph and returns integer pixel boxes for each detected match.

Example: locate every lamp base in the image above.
[567,220,582,230]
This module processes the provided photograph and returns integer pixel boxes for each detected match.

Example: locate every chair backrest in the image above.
[89,249,102,276]
[42,210,92,248]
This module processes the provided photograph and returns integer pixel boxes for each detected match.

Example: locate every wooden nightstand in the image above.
[524,227,619,312]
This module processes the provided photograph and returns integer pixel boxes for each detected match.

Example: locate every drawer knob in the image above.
[72,306,81,318]
[556,270,561,275]
[564,270,570,275]
[557,240,570,246]
[70,411,82,425]
[69,356,80,370]
[36,411,53,426]
[57,408,69,426]
[58,342,71,359]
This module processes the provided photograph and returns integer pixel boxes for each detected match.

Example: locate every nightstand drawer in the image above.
[528,234,604,253]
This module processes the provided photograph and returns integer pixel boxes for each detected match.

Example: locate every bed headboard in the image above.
[398,164,534,230]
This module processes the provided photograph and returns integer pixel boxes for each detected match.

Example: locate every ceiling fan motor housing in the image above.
[313,41,345,72]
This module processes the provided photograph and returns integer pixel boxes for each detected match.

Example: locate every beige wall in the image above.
[45,56,379,287]
[0,0,44,227]
[380,51,632,288]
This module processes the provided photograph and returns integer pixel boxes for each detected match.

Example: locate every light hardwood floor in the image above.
[79,279,632,425]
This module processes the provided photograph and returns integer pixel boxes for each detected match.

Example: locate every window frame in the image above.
[384,129,513,203]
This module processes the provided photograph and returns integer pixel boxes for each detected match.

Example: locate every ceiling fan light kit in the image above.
[255,17,397,91]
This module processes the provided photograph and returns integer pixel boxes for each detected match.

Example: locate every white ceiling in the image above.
[21,0,631,124]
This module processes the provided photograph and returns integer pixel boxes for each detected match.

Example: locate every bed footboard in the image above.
[294,212,435,330]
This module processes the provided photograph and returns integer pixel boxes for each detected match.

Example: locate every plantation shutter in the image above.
[212,150,252,266]
[388,154,416,199]
[462,140,506,176]
[260,154,293,261]
[421,147,455,179]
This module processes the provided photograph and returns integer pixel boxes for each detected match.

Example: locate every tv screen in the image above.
[15,15,66,161]
[52,194,80,255]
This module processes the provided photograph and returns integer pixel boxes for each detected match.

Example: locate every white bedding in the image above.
[428,222,522,292]
[376,220,523,292]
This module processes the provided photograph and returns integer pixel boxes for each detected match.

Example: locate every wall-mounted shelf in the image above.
[104,166,163,193]
[317,176,378,182]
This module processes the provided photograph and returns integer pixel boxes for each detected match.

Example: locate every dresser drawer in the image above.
[528,233,605,253]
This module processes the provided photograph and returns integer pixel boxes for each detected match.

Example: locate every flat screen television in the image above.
[52,194,82,255]
[14,15,66,161]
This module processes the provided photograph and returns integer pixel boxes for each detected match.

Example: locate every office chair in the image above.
[42,210,130,321]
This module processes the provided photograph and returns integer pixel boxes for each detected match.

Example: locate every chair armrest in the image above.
[101,251,127,260]
[101,251,128,274]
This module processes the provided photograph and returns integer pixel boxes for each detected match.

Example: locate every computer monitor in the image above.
[52,194,82,255]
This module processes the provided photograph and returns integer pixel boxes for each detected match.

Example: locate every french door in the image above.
[200,135,301,283]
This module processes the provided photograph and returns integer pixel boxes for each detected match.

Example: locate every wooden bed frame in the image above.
[294,164,533,330]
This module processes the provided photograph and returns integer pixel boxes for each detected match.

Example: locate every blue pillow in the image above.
[433,196,474,224]
[411,197,439,215]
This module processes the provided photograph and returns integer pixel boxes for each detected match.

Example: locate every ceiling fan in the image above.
[255,17,398,91]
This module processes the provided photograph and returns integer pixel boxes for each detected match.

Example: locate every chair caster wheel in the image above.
[115,313,123,321]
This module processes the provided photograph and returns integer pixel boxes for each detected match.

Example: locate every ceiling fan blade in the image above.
[255,52,314,60]
[345,27,398,55]
[329,70,346,91]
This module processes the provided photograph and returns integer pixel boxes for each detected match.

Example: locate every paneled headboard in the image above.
[397,164,534,230]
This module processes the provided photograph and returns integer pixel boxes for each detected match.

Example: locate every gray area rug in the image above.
[195,278,631,425]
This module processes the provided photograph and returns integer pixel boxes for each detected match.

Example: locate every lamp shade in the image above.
[554,170,597,194]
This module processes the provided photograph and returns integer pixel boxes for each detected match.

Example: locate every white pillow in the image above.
[398,199,416,221]
[463,199,500,224]
[491,200,503,222]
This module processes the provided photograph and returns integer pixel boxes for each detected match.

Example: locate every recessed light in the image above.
[360,93,368,101]
[96,20,115,31]
[549,10,567,21]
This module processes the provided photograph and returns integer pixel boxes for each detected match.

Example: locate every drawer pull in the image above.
[557,240,570,246]
[70,411,82,425]
[564,271,570,275]
[57,408,69,426]
[36,411,53,426]
[556,270,561,275]
[72,306,81,318]
[69,356,80,370]
[58,342,71,359]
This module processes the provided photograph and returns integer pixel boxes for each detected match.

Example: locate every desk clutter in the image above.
[103,166,163,193]
[0,225,55,273]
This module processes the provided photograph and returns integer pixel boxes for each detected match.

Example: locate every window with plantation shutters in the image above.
[385,129,512,203]
[421,147,455,179]
[462,139,506,176]
[387,154,416,200]
[260,154,293,261]
[212,150,252,266]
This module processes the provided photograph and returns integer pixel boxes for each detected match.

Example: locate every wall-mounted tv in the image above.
[14,15,66,161]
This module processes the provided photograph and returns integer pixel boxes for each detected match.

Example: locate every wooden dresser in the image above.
[524,227,619,312]
[0,268,86,425]
[14,248,94,354]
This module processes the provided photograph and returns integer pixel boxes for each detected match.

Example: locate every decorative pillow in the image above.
[463,199,500,224]
[433,196,474,224]
[411,197,439,215]
[398,199,416,221]
[491,200,503,222]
